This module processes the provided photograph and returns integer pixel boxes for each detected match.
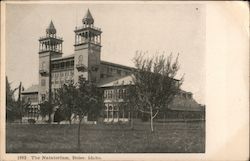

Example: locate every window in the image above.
[107,67,113,73]
[117,70,121,75]
[106,91,109,99]
[52,63,60,70]
[66,61,70,68]
[104,91,107,98]
[70,60,74,67]
[108,90,112,99]
[60,62,65,69]
[118,89,122,99]
[122,89,126,98]
[110,90,113,99]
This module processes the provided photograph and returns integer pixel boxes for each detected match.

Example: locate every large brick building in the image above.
[22,9,204,123]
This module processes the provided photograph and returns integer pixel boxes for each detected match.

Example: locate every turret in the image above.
[73,9,102,83]
[38,21,63,102]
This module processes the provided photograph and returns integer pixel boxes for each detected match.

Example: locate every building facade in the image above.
[21,9,204,123]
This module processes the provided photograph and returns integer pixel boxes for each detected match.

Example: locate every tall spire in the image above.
[82,9,94,25]
[46,20,56,35]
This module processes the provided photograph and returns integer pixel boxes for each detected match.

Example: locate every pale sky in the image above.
[5,3,205,104]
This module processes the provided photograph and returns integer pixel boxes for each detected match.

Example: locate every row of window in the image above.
[104,105,129,118]
[52,71,74,78]
[104,89,127,99]
[100,72,129,79]
[104,105,126,111]
[51,60,74,70]
[52,79,74,85]
[105,67,130,76]
[41,78,74,86]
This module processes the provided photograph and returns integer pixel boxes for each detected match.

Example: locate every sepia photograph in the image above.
[1,1,248,161]
[4,2,206,153]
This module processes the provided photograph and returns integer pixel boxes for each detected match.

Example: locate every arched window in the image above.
[78,55,83,65]
[118,89,122,99]
[42,62,46,70]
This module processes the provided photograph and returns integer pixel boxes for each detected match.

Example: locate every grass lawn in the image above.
[6,121,205,153]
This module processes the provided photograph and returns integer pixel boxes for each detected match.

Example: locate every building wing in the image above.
[21,85,39,94]
[97,74,134,88]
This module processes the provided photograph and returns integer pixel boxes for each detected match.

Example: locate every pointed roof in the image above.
[46,20,56,34]
[84,9,94,20]
[82,9,94,25]
[48,21,55,29]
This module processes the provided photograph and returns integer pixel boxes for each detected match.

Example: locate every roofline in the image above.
[100,60,134,70]
[51,55,75,61]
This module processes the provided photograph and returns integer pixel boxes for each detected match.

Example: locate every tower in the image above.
[74,9,102,83]
[38,21,63,102]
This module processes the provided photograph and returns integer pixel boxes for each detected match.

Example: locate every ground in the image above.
[6,120,205,153]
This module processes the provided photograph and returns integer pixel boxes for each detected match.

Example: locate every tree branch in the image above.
[137,108,151,114]
[152,110,159,119]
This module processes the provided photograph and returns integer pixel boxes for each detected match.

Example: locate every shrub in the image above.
[28,119,36,124]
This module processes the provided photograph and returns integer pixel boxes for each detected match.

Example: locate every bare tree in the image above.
[131,52,183,132]
[124,82,139,130]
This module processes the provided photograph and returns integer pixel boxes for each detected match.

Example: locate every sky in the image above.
[5,2,205,104]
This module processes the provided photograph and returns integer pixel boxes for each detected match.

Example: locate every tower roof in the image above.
[82,9,94,25]
[46,20,57,35]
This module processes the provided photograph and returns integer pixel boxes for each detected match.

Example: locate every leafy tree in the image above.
[6,77,19,122]
[6,77,31,123]
[54,82,77,124]
[131,52,183,132]
[17,82,31,123]
[53,107,66,124]
[39,100,54,123]
[74,76,104,149]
